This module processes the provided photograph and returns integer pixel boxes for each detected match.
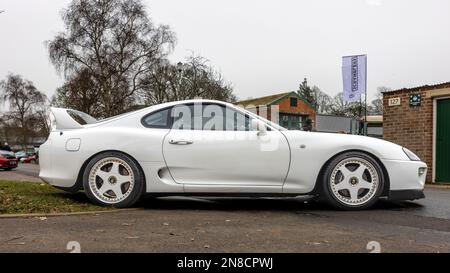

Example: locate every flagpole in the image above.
[364,55,367,136]
[359,97,362,135]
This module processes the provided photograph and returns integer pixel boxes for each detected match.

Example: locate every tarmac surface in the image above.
[0,164,449,253]
[0,163,41,182]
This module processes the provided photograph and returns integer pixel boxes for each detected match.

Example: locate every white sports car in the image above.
[39,100,427,210]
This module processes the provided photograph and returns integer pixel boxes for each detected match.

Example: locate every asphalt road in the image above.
[0,165,449,252]
[0,163,41,182]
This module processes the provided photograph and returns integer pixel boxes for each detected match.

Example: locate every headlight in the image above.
[418,167,427,176]
[402,147,421,161]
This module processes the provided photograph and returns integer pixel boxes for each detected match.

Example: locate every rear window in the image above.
[142,108,171,128]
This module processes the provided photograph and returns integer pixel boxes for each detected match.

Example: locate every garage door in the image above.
[436,99,450,183]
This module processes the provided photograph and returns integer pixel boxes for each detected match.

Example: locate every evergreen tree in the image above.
[297,78,316,107]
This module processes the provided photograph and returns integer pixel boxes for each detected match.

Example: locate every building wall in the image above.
[276,96,317,122]
[254,95,317,128]
[383,89,433,182]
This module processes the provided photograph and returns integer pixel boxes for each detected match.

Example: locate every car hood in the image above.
[280,131,411,161]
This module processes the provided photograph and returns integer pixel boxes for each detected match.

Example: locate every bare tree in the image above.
[311,86,333,114]
[52,69,103,118]
[0,115,10,143]
[32,102,52,138]
[0,74,47,149]
[329,92,364,118]
[369,86,390,115]
[48,0,176,118]
[140,54,236,105]
[296,79,334,114]
[330,92,348,116]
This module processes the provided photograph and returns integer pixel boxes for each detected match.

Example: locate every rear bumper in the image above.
[39,136,82,189]
[389,189,425,201]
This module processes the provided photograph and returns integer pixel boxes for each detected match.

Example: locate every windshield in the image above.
[235,105,286,131]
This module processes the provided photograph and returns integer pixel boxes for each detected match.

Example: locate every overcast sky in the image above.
[1,0,449,102]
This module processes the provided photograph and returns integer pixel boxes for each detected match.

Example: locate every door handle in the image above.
[169,139,194,145]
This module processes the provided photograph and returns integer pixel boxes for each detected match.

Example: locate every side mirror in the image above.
[251,119,267,136]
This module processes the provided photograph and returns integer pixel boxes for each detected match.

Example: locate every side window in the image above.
[202,104,255,131]
[224,107,252,131]
[165,103,255,131]
[203,104,225,131]
[172,104,195,130]
[171,104,252,131]
[201,104,253,131]
[142,108,171,128]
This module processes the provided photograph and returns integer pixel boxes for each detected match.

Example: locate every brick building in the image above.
[237,92,317,130]
[383,82,450,183]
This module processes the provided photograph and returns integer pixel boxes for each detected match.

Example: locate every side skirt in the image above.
[144,192,313,198]
[388,190,425,201]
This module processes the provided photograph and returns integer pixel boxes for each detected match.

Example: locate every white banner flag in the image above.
[342,55,367,102]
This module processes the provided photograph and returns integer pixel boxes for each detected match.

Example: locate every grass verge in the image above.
[0,180,111,215]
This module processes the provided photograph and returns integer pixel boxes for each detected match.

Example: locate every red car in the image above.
[21,154,38,164]
[0,150,18,170]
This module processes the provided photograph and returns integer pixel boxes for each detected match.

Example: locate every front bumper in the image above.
[382,159,427,191]
[389,189,425,201]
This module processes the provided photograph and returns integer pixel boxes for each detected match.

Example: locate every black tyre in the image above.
[321,151,384,210]
[83,152,145,208]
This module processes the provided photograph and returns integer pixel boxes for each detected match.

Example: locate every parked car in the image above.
[14,151,27,160]
[0,150,18,170]
[21,154,38,164]
[39,100,427,210]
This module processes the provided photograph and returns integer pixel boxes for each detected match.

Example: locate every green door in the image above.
[436,99,450,183]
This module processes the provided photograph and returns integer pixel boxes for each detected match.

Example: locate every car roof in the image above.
[147,99,232,109]
[84,99,233,128]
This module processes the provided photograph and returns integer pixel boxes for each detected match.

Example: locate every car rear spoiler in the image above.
[50,107,97,130]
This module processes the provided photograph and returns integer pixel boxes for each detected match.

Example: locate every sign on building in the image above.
[388,97,401,106]
[410,94,421,106]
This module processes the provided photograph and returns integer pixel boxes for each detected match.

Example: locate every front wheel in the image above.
[321,152,384,210]
[83,152,145,208]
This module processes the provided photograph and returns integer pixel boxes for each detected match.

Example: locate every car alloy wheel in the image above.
[88,157,136,204]
[329,157,380,206]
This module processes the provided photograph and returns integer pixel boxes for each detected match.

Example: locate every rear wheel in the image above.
[83,152,145,208]
[321,152,384,210]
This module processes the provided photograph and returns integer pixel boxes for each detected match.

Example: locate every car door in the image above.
[162,103,290,188]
